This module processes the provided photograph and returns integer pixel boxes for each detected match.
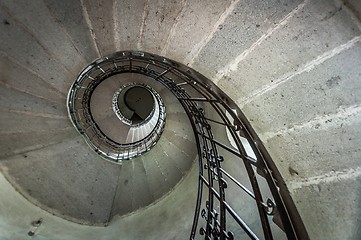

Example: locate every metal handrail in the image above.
[67,51,308,239]
[67,58,166,163]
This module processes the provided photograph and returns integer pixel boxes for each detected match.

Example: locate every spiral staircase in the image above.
[1,0,361,239]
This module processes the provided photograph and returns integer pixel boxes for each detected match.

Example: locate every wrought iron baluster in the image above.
[66,51,306,240]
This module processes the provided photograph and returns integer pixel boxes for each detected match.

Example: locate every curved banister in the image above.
[67,51,308,239]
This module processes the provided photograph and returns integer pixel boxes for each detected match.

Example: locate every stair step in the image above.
[242,42,361,134]
[266,118,361,181]
[109,161,133,218]
[90,79,119,104]
[216,0,360,104]
[140,152,171,200]
[0,7,73,93]
[43,0,100,63]
[0,54,66,101]
[1,0,87,74]
[149,140,184,190]
[80,0,116,56]
[0,86,66,116]
[97,114,130,143]
[0,136,121,225]
[0,111,70,134]
[163,131,196,158]
[165,0,242,62]
[165,112,194,140]
[192,0,302,79]
[130,157,154,210]
[157,139,195,176]
[0,127,77,159]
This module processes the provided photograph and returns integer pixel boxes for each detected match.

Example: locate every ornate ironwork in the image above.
[67,51,308,239]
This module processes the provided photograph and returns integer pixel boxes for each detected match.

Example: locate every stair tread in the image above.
[0,111,70,133]
[0,86,67,116]
[43,0,100,63]
[0,136,121,225]
[0,54,66,101]
[96,114,130,143]
[140,152,172,200]
[1,0,87,74]
[130,158,154,209]
[0,7,74,93]
[0,127,77,159]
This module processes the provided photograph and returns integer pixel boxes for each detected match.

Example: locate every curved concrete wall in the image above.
[0,0,360,239]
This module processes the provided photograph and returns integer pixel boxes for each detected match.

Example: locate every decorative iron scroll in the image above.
[68,51,308,239]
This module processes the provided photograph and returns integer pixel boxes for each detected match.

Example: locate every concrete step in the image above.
[80,0,116,56]
[0,111,70,134]
[265,115,361,182]
[0,6,74,94]
[90,81,120,105]
[161,94,184,114]
[113,0,147,51]
[1,0,87,74]
[126,127,136,143]
[128,157,154,210]
[140,0,185,55]
[108,155,156,218]
[0,86,66,116]
[140,150,171,201]
[43,0,100,63]
[216,0,361,105]
[164,0,236,62]
[109,160,134,218]
[242,41,361,134]
[291,172,361,240]
[0,53,66,101]
[0,156,199,240]
[147,140,184,192]
[163,130,197,158]
[106,161,199,240]
[96,114,130,144]
[263,109,361,239]
[192,0,302,79]
[0,136,122,225]
[157,137,195,176]
[165,112,194,141]
[0,127,77,159]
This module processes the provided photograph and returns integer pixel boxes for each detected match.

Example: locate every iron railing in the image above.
[67,56,166,162]
[67,51,308,239]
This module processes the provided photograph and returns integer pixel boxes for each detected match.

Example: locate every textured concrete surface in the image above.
[192,0,302,79]
[265,113,361,180]
[291,175,361,240]
[0,6,74,94]
[44,0,100,62]
[0,160,198,240]
[164,0,234,61]
[141,0,185,54]
[217,0,361,105]
[0,0,360,239]
[0,52,66,102]
[114,0,147,51]
[80,0,116,56]
[242,41,361,133]
[0,0,87,73]
[0,136,122,225]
